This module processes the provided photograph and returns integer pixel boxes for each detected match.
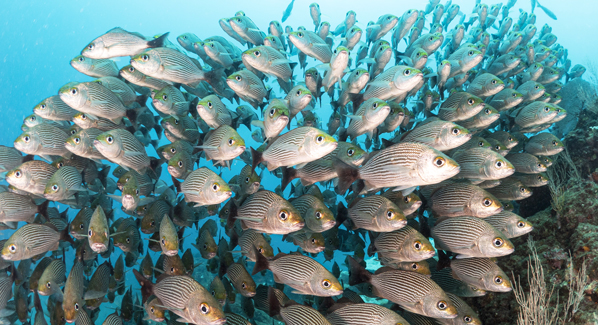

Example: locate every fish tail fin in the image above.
[381,138,395,148]
[250,147,264,174]
[33,290,43,312]
[148,157,164,179]
[218,255,229,278]
[59,226,75,246]
[22,154,35,163]
[419,214,431,238]
[125,108,138,128]
[153,123,163,140]
[171,176,182,193]
[281,167,298,191]
[132,269,153,304]
[228,228,239,250]
[346,256,371,286]
[251,246,269,275]
[437,250,452,271]
[37,200,50,218]
[226,199,238,230]
[332,157,359,195]
[336,202,349,227]
[135,93,149,107]
[338,127,349,142]
[366,231,377,257]
[267,287,282,317]
[97,166,111,189]
[147,32,170,48]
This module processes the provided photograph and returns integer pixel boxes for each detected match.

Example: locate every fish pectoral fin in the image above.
[195,145,219,150]
[251,120,265,129]
[344,114,362,121]
[366,80,392,89]
[234,217,264,223]
[294,162,308,169]
[106,194,123,203]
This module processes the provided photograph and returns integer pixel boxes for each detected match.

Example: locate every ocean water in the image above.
[0,0,596,324]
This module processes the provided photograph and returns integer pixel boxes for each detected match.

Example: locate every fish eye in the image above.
[437,301,448,310]
[464,316,473,323]
[210,43,215,48]
[298,32,304,37]
[468,51,474,56]
[23,135,30,143]
[386,210,395,220]
[428,36,433,41]
[106,136,114,144]
[74,137,80,144]
[79,223,84,229]
[269,109,275,117]
[203,244,207,249]
[174,119,179,125]
[258,247,264,253]
[315,135,325,143]
[170,148,176,153]
[404,196,411,203]
[355,71,360,75]
[535,85,539,89]
[494,276,503,284]
[74,303,79,310]
[14,170,22,178]
[212,183,220,191]
[178,160,183,168]
[200,303,209,314]
[491,80,497,84]
[87,44,94,50]
[46,281,51,288]
[8,245,16,253]
[413,241,422,250]
[478,141,484,147]
[467,98,475,105]
[161,238,165,245]
[29,115,36,121]
[142,54,150,61]
[39,104,46,110]
[495,160,504,168]
[544,106,550,112]
[315,211,322,219]
[70,88,78,95]
[485,108,491,114]
[403,69,411,76]
[451,128,460,135]
[296,90,302,96]
[254,50,261,56]
[493,238,504,247]
[136,189,139,195]
[228,138,235,146]
[235,75,242,81]
[150,307,155,313]
[81,114,87,120]
[279,210,288,221]
[57,162,64,168]
[347,149,355,156]
[51,184,59,192]
[162,94,168,100]
[520,186,527,193]
[483,198,493,207]
[207,101,213,108]
[333,49,337,54]
[311,238,316,244]
[128,66,135,72]
[517,221,526,228]
[88,229,93,236]
[126,237,130,243]
[244,177,250,183]
[322,279,331,288]
[552,140,558,145]
[434,157,446,167]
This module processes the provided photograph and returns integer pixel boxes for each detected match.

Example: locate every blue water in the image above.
[0,0,596,323]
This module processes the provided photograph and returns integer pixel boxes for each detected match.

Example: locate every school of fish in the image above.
[0,0,584,324]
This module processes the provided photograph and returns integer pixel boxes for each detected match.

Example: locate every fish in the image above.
[5,159,59,196]
[37,259,66,298]
[88,206,110,253]
[347,257,457,318]
[338,196,407,232]
[59,81,129,124]
[229,15,265,46]
[282,0,295,22]
[451,148,515,182]
[1,223,68,261]
[251,126,337,171]
[401,120,471,151]
[94,129,150,174]
[363,65,423,101]
[226,260,256,297]
[43,166,85,202]
[432,216,514,258]
[152,85,191,117]
[486,177,533,200]
[63,262,85,323]
[81,28,168,59]
[196,125,246,168]
[326,303,410,325]
[438,92,486,122]
[227,70,268,109]
[174,167,232,207]
[253,250,343,297]
[485,211,533,238]
[71,55,119,78]
[446,257,513,292]
[371,226,435,262]
[288,30,332,63]
[196,95,235,129]
[345,98,391,140]
[430,183,503,218]
[14,123,70,160]
[524,132,564,156]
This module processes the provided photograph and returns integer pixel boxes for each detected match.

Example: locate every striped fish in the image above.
[513,172,549,187]
[380,260,432,276]
[431,216,514,258]
[37,259,66,297]
[0,192,46,223]
[33,95,79,121]
[120,64,172,91]
[131,47,207,87]
[1,223,62,261]
[159,214,179,256]
[450,258,512,292]
[336,142,460,194]
[152,85,190,117]
[63,262,85,323]
[485,130,519,149]
[72,112,126,131]
[210,276,227,306]
[347,257,457,319]
[486,177,532,200]
[505,153,547,174]
[178,167,232,207]
[101,313,124,325]
[143,296,165,323]
[458,104,500,130]
[226,261,256,297]
[229,16,264,46]
[226,69,268,109]
[81,28,168,59]
[0,146,26,173]
[163,254,186,276]
[252,99,289,141]
[193,219,218,259]
[342,196,407,232]
[71,55,119,78]
[44,166,85,201]
[288,30,331,63]
[28,256,53,292]
[59,81,128,123]
[161,115,200,143]
[242,46,294,81]
[290,194,336,233]
[229,190,304,235]
[429,183,503,218]
[14,123,70,159]
[484,211,533,238]
[524,132,564,156]
[326,303,409,325]
[158,140,195,161]
[236,228,273,262]
[285,230,325,253]
[451,148,515,182]
[252,251,342,297]
[513,101,557,129]
[466,73,505,98]
[373,226,435,262]
[196,95,234,129]
[284,85,312,119]
[93,129,150,174]
[4,156,58,195]
[346,98,390,140]
[197,125,246,168]
[401,120,471,151]
[431,267,487,298]
[223,312,252,325]
[69,207,94,239]
[381,190,422,217]
[252,127,337,171]
[84,262,112,300]
[139,253,154,279]
[438,92,485,122]
[88,206,110,253]
[438,292,482,325]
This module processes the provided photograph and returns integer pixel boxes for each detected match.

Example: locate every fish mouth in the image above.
[92,140,102,147]
[90,243,107,252]
[164,249,178,256]
[212,317,228,325]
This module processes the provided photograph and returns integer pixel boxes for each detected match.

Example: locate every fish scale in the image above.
[153,276,204,310]
[281,305,331,325]
[371,269,447,305]
[143,48,204,82]
[432,217,497,248]
[38,259,66,295]
[451,258,499,279]
[326,304,408,325]
[2,224,61,261]
[238,191,283,223]
[0,192,39,223]
[85,262,111,300]
[430,183,501,217]
[269,254,319,283]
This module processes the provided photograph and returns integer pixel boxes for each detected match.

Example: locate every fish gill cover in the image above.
[1,0,598,324]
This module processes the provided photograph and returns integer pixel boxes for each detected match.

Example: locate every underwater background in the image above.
[1,0,598,324]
